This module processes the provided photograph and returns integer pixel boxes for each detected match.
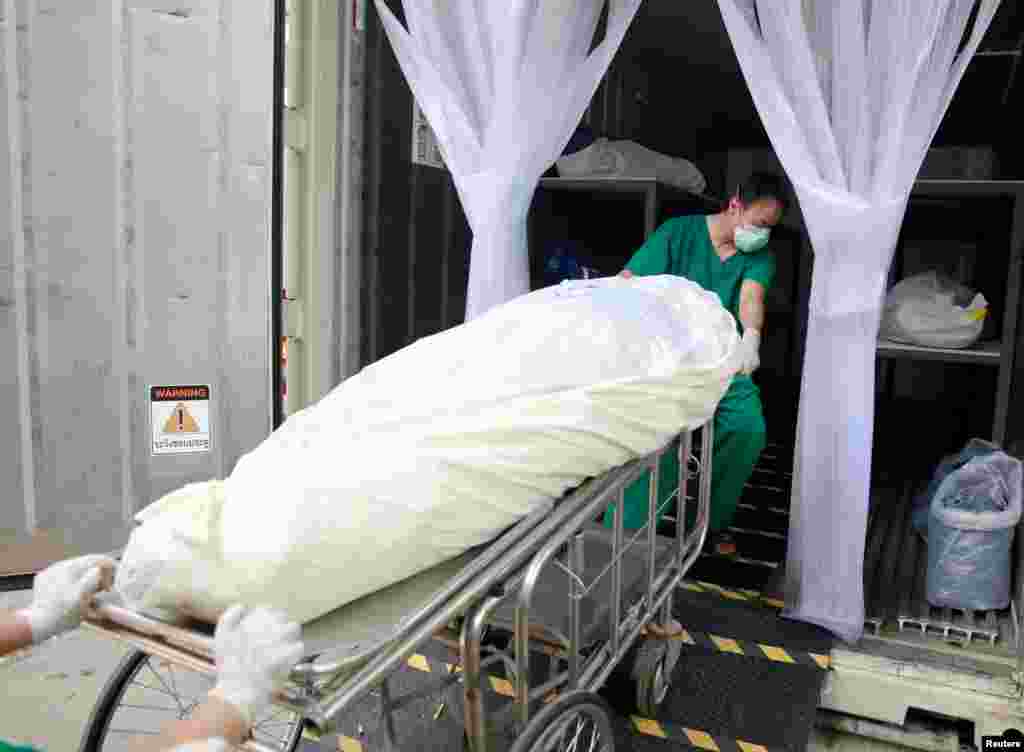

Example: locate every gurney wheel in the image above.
[509,691,617,752]
[79,649,304,752]
[634,618,683,717]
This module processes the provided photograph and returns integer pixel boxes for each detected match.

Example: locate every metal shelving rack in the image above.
[537,177,722,240]
[531,177,1024,443]
[876,339,1003,365]
[863,181,1024,647]
[876,180,1024,444]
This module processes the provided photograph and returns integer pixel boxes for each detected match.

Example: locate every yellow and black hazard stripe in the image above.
[402,651,519,698]
[306,727,368,752]
[632,716,784,752]
[310,628,825,749]
[666,626,829,670]
[336,737,364,752]
[676,581,829,669]
[317,651,524,749]
[680,580,785,610]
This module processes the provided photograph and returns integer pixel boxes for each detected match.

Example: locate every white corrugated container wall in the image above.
[0,0,274,553]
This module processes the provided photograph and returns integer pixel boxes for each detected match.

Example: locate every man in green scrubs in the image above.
[607,173,789,556]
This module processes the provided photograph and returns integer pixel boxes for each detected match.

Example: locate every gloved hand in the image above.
[17,554,116,644]
[209,605,305,732]
[738,328,761,376]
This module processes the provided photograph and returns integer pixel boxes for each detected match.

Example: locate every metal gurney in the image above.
[80,421,713,752]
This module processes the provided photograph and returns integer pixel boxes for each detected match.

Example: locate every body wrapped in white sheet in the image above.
[115,276,739,624]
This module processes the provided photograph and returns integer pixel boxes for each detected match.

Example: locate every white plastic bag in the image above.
[557,138,622,177]
[880,271,988,349]
[556,138,707,194]
[116,276,739,624]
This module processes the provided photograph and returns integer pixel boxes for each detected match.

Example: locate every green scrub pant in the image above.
[0,741,38,752]
[602,376,766,533]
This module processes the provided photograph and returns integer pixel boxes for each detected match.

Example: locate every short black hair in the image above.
[737,172,791,215]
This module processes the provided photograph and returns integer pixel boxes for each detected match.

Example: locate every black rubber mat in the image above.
[672,588,832,654]
[315,598,827,752]
[319,640,470,752]
[654,650,821,752]
[616,593,829,752]
[609,649,824,752]
[687,556,774,592]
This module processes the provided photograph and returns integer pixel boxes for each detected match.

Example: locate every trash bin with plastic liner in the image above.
[926,450,1023,611]
[912,439,1000,538]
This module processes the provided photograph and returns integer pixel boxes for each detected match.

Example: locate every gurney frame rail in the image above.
[84,422,713,752]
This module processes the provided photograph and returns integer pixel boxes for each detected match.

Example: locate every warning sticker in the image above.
[150,385,211,456]
[411,101,445,170]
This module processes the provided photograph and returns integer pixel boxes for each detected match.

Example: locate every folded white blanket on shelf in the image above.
[115,275,739,624]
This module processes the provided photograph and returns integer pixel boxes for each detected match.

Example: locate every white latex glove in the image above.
[738,328,761,376]
[17,554,116,643]
[210,605,305,732]
[170,740,230,752]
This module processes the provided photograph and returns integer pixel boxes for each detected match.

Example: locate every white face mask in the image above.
[735,225,771,254]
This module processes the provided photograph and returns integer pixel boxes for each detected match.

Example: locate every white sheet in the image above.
[556,138,708,194]
[115,276,739,624]
[373,0,642,321]
[716,0,999,641]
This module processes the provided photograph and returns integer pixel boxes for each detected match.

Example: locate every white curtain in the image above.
[716,0,1000,641]
[375,0,642,320]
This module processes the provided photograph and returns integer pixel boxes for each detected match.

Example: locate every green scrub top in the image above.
[624,214,775,325]
[603,214,775,533]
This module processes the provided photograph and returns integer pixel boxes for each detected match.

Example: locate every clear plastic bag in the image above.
[912,439,999,538]
[926,449,1022,611]
[880,271,988,349]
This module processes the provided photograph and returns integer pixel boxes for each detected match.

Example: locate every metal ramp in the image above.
[304,583,830,752]
[633,440,828,752]
[620,580,832,752]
